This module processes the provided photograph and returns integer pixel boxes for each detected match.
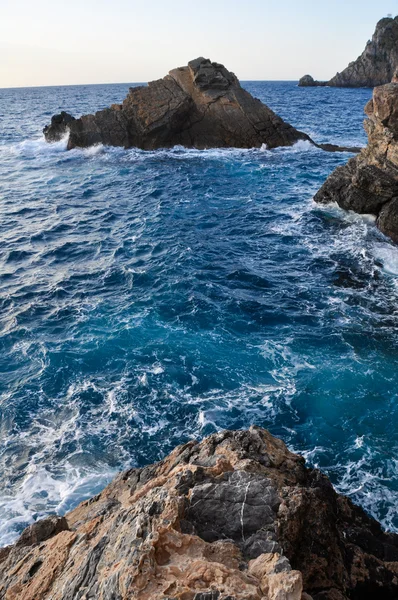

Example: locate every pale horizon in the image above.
[1,0,398,89]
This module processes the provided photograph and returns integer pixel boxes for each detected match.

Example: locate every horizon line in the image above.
[0,79,305,91]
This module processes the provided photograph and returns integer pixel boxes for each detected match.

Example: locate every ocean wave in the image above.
[11,134,69,156]
[1,80,396,546]
[301,437,398,532]
[1,137,328,165]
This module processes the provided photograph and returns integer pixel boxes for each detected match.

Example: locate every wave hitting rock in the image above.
[43,57,314,150]
[1,427,398,599]
[315,77,398,242]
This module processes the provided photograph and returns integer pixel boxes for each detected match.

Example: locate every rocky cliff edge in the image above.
[299,16,398,88]
[1,427,398,600]
[315,77,398,242]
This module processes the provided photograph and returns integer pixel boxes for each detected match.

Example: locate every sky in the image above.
[1,0,398,88]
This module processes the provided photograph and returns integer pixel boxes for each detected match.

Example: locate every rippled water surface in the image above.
[2,80,398,545]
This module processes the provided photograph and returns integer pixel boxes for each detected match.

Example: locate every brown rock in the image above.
[15,515,69,548]
[0,427,397,599]
[315,81,398,242]
[44,58,312,151]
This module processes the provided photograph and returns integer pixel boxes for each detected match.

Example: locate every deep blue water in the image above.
[2,80,398,546]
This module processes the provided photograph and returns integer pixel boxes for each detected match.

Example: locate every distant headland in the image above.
[299,16,398,88]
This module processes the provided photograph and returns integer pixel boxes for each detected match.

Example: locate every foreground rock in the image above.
[1,427,398,599]
[44,58,312,151]
[299,16,398,88]
[315,80,398,242]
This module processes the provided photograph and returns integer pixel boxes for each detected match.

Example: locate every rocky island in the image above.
[44,58,359,154]
[44,58,311,151]
[299,16,398,88]
[315,76,398,242]
[298,75,327,88]
[1,427,398,600]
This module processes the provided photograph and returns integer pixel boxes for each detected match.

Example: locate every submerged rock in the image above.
[300,16,398,88]
[315,80,398,242]
[0,427,398,599]
[44,57,312,150]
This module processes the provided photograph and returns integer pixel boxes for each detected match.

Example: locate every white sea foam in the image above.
[11,134,69,157]
[286,139,316,152]
[314,201,398,283]
[0,134,325,170]
[149,363,164,375]
[336,452,398,532]
[0,465,115,547]
[138,373,148,386]
[373,242,398,276]
[78,144,105,158]
[0,374,141,546]
[298,435,398,533]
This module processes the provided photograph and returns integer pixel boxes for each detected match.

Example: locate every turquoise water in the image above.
[2,81,398,546]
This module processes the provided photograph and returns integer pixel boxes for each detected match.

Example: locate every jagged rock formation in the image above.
[299,16,398,88]
[44,58,311,151]
[43,58,360,154]
[315,80,398,242]
[43,112,76,142]
[1,427,398,600]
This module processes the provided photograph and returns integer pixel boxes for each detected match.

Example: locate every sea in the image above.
[1,80,397,547]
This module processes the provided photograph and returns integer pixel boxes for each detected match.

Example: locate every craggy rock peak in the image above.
[44,57,312,150]
[315,80,398,242]
[299,16,398,88]
[1,427,398,600]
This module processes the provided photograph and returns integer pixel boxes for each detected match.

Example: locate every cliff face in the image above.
[44,58,310,151]
[299,16,398,88]
[315,80,398,242]
[1,427,398,600]
[329,17,398,87]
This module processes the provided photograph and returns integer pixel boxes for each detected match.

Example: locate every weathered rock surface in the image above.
[315,81,398,242]
[1,426,398,599]
[44,57,314,150]
[299,16,398,88]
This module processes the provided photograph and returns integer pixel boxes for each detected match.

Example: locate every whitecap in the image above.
[11,134,69,157]
[373,243,398,276]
